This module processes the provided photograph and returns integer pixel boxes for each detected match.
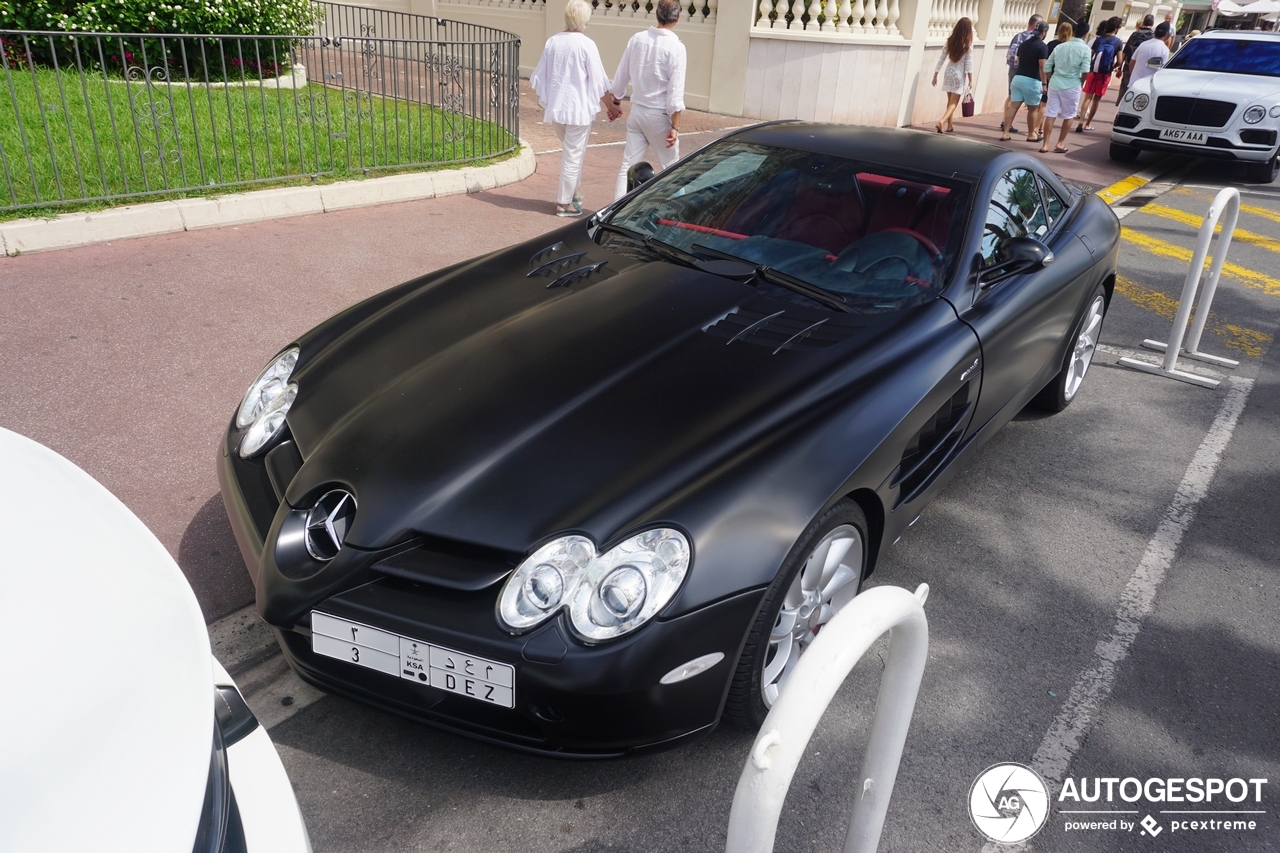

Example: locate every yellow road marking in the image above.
[1171,186,1280,226]
[1096,174,1149,205]
[1121,228,1280,297]
[1113,275,1272,357]
[1143,203,1280,255]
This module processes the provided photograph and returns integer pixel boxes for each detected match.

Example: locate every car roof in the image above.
[726,122,1008,181]
[1199,29,1280,40]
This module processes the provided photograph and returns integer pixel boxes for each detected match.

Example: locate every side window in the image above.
[981,169,1049,265]
[1038,175,1066,224]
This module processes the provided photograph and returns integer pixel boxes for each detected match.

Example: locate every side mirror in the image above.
[627,161,655,193]
[1146,56,1164,69]
[980,236,1053,286]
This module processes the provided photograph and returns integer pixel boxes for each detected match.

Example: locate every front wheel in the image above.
[1245,155,1279,185]
[724,500,868,729]
[1109,141,1140,163]
[1034,284,1107,412]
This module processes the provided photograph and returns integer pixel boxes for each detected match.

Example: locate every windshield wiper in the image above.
[691,243,852,313]
[593,221,703,267]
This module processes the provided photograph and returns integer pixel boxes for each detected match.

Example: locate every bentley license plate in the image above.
[310,611,515,708]
[1159,128,1208,144]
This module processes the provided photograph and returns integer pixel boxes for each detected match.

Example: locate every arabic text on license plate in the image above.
[310,611,515,708]
[1159,128,1208,144]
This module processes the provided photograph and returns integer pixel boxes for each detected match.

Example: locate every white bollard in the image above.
[725,584,929,853]
[1120,186,1242,388]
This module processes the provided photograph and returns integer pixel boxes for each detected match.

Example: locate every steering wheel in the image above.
[880,226,942,257]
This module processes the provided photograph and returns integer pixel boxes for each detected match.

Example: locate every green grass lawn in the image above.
[0,66,517,215]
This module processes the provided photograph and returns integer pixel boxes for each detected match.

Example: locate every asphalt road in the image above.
[2,126,1277,852]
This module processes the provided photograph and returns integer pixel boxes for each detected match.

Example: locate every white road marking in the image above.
[980,374,1254,852]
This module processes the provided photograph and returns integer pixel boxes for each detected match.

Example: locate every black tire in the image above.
[724,499,868,729]
[1109,142,1140,163]
[1245,155,1279,185]
[1034,283,1107,413]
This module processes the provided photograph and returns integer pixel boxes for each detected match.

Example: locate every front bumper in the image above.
[1111,115,1277,162]
[218,424,766,757]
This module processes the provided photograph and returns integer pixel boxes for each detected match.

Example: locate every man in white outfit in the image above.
[607,0,687,199]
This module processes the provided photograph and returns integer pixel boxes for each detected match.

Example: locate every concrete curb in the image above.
[0,142,535,257]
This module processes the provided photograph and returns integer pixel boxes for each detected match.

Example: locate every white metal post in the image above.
[725,584,930,853]
[1120,187,1242,388]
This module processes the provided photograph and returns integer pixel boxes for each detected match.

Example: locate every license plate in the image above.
[310,611,515,709]
[1159,128,1208,145]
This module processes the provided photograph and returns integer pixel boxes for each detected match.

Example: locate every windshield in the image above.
[605,141,970,312]
[1165,38,1280,77]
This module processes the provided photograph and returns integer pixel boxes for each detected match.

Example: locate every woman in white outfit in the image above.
[931,17,974,133]
[529,0,612,216]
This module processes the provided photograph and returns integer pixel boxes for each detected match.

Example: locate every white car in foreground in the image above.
[1111,30,1280,183]
[0,428,310,853]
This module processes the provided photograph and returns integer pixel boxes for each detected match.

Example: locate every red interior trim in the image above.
[657,219,748,240]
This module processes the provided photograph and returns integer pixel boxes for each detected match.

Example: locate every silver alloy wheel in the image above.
[1064,294,1105,402]
[761,524,864,708]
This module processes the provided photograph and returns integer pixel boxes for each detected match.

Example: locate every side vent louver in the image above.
[703,308,862,353]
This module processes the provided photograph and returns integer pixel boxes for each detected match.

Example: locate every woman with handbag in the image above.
[931,17,974,133]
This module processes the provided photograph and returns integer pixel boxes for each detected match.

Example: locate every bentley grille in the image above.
[1154,97,1236,128]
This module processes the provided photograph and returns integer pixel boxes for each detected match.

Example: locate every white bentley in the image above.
[1111,30,1280,183]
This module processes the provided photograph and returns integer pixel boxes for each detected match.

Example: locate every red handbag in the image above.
[961,91,975,118]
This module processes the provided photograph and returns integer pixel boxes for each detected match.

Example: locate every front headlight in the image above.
[497,535,595,630]
[239,383,297,458]
[236,347,300,459]
[237,347,299,428]
[1270,105,1280,119]
[1123,91,1135,103]
[497,529,691,642]
[1133,94,1149,112]
[1244,105,1267,125]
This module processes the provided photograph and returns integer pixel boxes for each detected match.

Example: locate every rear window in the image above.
[1164,38,1280,77]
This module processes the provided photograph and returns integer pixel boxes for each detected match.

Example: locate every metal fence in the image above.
[0,2,520,213]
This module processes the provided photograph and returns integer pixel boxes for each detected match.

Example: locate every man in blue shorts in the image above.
[1000,20,1049,143]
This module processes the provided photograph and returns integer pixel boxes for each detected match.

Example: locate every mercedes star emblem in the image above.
[304,489,357,561]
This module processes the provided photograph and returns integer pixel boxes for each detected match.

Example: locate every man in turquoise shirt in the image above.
[1040,20,1091,153]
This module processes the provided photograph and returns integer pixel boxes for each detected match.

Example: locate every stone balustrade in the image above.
[925,0,980,39]
[999,0,1038,38]
[753,0,902,36]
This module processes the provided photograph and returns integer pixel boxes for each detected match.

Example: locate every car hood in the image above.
[1150,69,1280,103]
[284,232,905,554]
[0,429,212,852]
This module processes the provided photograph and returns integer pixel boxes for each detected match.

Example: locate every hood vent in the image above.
[527,242,609,289]
[703,307,862,353]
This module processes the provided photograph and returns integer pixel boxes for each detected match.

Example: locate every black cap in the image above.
[1034,20,1050,33]
[1154,21,1172,38]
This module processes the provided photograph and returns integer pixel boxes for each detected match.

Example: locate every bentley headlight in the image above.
[1133,94,1149,112]
[1244,105,1267,124]
[239,383,297,458]
[1123,91,1135,103]
[568,529,690,642]
[497,529,691,641]
[498,536,595,631]
[237,347,299,428]
[1270,105,1280,119]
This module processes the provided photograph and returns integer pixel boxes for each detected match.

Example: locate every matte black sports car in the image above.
[219,124,1120,757]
